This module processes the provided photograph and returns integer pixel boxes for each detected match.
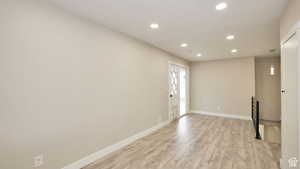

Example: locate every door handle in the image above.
[281,90,286,93]
[169,94,173,98]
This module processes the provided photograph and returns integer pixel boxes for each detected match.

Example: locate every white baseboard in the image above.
[190,110,251,121]
[61,120,171,169]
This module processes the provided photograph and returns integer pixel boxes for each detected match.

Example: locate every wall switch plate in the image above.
[34,154,44,167]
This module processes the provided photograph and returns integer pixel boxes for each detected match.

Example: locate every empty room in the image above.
[1,0,300,169]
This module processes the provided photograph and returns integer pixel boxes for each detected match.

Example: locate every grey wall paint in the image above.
[190,57,255,117]
[0,1,188,169]
[280,0,300,40]
[255,57,281,122]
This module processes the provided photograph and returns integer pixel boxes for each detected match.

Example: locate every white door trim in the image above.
[168,61,188,69]
[168,62,190,121]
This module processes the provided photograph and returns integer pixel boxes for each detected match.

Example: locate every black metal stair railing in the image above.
[251,97,261,140]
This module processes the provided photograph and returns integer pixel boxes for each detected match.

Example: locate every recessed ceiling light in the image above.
[150,23,159,29]
[196,53,202,57]
[181,43,188,48]
[231,49,238,53]
[226,35,235,40]
[216,2,227,10]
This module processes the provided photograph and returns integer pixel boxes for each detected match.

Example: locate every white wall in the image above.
[190,57,255,118]
[280,32,299,169]
[280,0,300,40]
[0,1,188,169]
[280,1,300,167]
[255,57,281,122]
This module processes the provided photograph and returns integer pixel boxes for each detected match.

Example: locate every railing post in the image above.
[255,101,261,139]
[251,97,253,120]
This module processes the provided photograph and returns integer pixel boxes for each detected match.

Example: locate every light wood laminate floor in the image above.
[84,114,280,169]
[261,120,281,144]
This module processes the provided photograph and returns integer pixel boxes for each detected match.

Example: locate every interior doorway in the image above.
[168,62,189,121]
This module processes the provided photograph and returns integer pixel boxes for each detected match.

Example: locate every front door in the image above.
[169,63,188,121]
[169,64,180,120]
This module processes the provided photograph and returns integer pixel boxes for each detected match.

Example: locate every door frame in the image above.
[168,61,190,121]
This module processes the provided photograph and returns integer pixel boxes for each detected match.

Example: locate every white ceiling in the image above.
[48,0,288,61]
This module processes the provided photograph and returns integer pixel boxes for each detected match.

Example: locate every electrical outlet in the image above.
[34,154,44,167]
[217,106,221,111]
